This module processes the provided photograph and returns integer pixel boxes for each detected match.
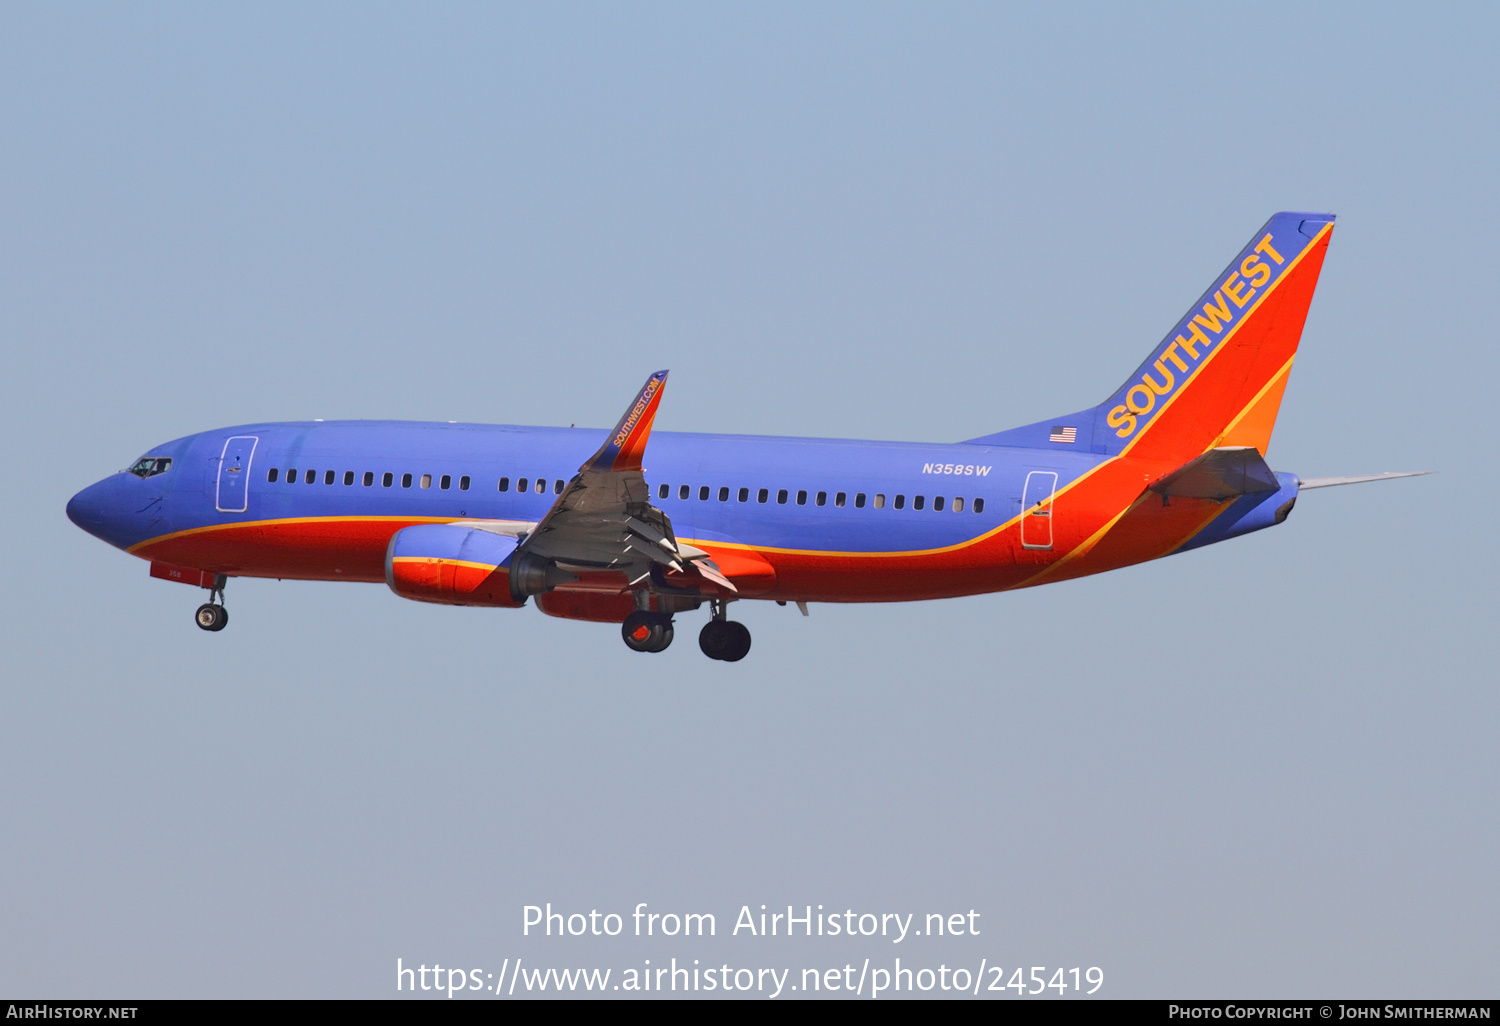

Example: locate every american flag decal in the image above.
[1049,426,1077,443]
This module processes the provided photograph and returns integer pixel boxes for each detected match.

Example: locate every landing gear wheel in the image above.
[699,619,751,662]
[195,603,228,632]
[699,619,730,659]
[622,610,673,653]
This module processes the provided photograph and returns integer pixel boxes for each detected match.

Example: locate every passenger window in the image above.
[383,472,394,487]
[738,487,749,502]
[440,475,451,490]
[305,469,316,484]
[914,495,925,510]
[699,486,710,500]
[797,490,808,506]
[402,473,413,488]
[324,470,335,485]
[855,492,866,508]
[287,467,296,483]
[420,474,432,489]
[363,471,374,487]
[535,479,545,494]
[659,483,669,499]
[554,479,564,494]
[974,497,985,513]
[894,494,905,509]
[873,493,885,509]
[952,496,964,512]
[776,489,787,504]
[933,496,945,511]
[459,476,470,491]
[758,488,769,503]
[517,477,528,492]
[344,471,354,486]
[267,468,279,483]
[679,484,690,500]
[816,491,827,506]
[718,486,729,502]
[835,492,846,507]
[499,477,511,491]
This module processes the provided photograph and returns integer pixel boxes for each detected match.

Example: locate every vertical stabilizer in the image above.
[968,212,1334,463]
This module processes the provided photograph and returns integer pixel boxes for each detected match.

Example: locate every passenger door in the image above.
[215,436,258,513]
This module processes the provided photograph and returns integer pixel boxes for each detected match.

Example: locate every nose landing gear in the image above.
[195,575,229,632]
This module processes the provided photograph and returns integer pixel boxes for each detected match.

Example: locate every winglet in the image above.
[583,370,669,473]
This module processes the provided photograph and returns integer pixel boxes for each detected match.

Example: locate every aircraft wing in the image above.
[512,370,736,592]
[1148,446,1282,500]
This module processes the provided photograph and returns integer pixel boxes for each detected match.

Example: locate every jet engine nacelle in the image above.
[507,551,581,599]
[384,524,526,607]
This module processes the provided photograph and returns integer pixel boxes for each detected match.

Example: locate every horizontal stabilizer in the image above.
[1149,446,1280,500]
[1297,471,1431,489]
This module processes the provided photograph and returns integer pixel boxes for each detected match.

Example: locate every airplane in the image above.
[67,211,1425,661]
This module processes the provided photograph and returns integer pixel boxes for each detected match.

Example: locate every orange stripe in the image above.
[127,515,529,555]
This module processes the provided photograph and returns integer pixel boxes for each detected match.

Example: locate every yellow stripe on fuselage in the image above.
[390,556,503,573]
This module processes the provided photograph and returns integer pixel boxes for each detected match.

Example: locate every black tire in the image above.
[650,623,674,653]
[622,610,671,653]
[699,619,731,660]
[195,603,228,632]
[622,610,656,651]
[699,619,750,661]
[719,620,751,662]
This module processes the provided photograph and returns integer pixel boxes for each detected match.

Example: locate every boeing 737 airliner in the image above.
[67,212,1423,661]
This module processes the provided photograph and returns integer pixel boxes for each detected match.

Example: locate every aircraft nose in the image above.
[66,479,110,527]
[67,472,168,550]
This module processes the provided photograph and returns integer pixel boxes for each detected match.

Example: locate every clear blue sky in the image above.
[3,2,1495,997]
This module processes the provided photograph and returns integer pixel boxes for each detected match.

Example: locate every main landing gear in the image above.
[699,598,751,662]
[195,575,229,632]
[618,596,752,661]
[621,609,674,653]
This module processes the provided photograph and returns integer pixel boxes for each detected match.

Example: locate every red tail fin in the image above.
[966,213,1334,461]
[1101,212,1334,462]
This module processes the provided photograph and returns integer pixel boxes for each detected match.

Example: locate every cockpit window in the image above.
[128,457,172,479]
